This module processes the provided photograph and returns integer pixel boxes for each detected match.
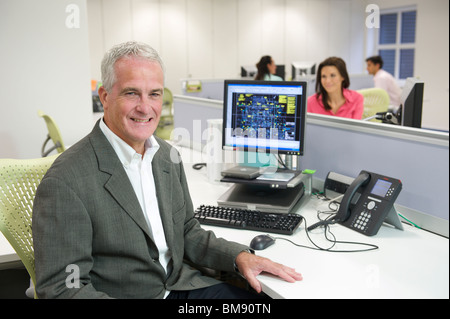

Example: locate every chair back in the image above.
[0,154,59,292]
[358,88,390,121]
[155,88,174,140]
[38,110,66,156]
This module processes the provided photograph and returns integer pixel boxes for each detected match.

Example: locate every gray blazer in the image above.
[32,121,249,299]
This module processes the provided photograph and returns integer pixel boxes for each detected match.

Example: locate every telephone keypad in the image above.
[340,171,402,236]
[352,200,379,231]
[386,187,395,197]
[353,211,372,231]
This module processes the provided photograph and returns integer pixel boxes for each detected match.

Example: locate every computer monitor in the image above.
[275,64,285,80]
[241,65,285,80]
[291,62,316,80]
[222,80,307,157]
[240,65,257,78]
[399,77,424,128]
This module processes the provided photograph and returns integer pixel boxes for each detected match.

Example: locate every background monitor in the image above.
[275,64,285,80]
[222,80,307,156]
[291,61,316,80]
[241,65,285,80]
[240,65,257,78]
[399,77,424,128]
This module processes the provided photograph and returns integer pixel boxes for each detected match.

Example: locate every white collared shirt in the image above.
[99,119,172,286]
[374,69,402,108]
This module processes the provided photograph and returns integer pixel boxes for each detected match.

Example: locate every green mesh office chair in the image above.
[38,110,66,157]
[357,88,390,122]
[0,154,59,298]
[155,88,174,140]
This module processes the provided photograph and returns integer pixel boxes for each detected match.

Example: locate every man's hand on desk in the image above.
[235,251,303,293]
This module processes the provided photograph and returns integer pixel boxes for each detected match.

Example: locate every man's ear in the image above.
[98,86,108,109]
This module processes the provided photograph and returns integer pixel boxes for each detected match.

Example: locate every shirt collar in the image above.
[342,88,355,103]
[316,89,353,103]
[99,118,160,166]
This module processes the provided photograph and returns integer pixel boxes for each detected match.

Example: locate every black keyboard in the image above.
[194,205,303,235]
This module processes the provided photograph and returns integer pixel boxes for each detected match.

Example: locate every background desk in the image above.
[180,146,449,299]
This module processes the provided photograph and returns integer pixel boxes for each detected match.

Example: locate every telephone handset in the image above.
[334,172,371,223]
[336,170,403,236]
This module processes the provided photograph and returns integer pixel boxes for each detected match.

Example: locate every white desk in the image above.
[179,146,449,299]
[0,232,21,270]
[1,145,449,298]
[201,201,449,299]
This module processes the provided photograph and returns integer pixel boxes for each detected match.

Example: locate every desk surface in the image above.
[180,146,449,299]
[203,203,449,299]
[0,232,19,267]
[1,145,449,298]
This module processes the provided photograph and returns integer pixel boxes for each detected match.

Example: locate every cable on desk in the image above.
[273,217,378,253]
[314,193,421,231]
[311,191,324,196]
[398,213,421,229]
[308,193,341,230]
[192,163,207,170]
[273,195,379,253]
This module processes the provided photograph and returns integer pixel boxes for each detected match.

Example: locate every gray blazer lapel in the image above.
[103,172,153,239]
[152,154,174,249]
[89,122,153,239]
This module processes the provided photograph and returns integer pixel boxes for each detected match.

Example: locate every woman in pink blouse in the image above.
[307,57,364,120]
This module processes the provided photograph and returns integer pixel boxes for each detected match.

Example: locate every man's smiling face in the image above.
[99,56,164,155]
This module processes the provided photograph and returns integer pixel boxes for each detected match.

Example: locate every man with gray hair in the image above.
[32,41,302,299]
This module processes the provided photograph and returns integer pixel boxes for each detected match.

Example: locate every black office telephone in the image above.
[335,170,404,236]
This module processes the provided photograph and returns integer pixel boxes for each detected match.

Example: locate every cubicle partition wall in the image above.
[302,114,449,236]
[180,79,226,100]
[179,74,374,103]
[173,96,223,151]
[173,95,449,236]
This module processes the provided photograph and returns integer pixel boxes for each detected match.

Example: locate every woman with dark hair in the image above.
[255,55,282,81]
[307,57,363,119]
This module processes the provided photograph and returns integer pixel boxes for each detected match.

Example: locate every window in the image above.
[377,7,416,80]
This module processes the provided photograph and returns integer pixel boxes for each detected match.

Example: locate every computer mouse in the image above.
[250,234,275,250]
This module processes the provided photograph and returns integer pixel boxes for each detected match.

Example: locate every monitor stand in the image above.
[217,182,304,214]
